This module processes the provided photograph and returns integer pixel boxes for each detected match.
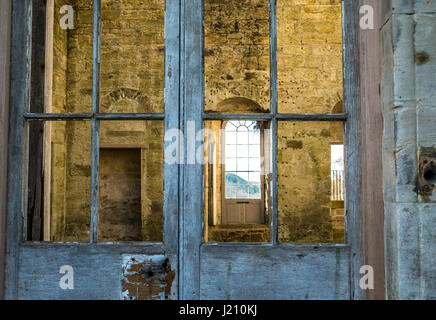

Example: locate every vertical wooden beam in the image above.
[163,0,181,299]
[5,0,30,299]
[0,0,12,300]
[343,0,363,300]
[180,0,203,299]
[360,0,385,300]
[90,0,101,243]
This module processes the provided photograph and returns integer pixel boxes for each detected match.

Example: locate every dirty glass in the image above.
[98,120,164,242]
[204,0,270,113]
[278,121,345,243]
[277,0,343,114]
[100,0,165,113]
[26,121,92,241]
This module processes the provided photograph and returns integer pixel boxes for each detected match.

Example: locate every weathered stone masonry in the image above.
[381,0,436,299]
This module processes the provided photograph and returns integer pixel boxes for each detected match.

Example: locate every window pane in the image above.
[99,120,164,242]
[277,0,343,114]
[26,121,92,241]
[204,121,270,243]
[100,0,165,113]
[204,0,270,113]
[278,121,345,243]
[225,158,237,171]
[37,1,93,113]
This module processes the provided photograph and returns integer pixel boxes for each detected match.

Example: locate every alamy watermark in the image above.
[59,265,74,290]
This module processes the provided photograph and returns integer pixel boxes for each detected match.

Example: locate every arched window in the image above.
[220,120,266,225]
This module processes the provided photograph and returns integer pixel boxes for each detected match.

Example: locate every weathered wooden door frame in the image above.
[5,0,181,299]
[4,0,364,299]
[179,0,363,299]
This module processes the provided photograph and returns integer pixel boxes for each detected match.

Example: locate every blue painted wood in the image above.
[200,244,350,300]
[90,0,101,243]
[5,0,30,299]
[180,0,203,300]
[17,244,172,300]
[343,0,363,300]
[163,0,181,299]
[7,0,182,300]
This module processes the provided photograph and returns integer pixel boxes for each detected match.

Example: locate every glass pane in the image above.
[36,1,94,113]
[26,121,92,241]
[278,121,345,243]
[277,0,343,113]
[204,121,270,243]
[99,120,164,242]
[204,0,270,113]
[100,0,165,113]
[226,131,237,144]
[225,158,237,171]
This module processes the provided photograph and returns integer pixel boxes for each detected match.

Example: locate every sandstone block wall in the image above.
[381,0,436,299]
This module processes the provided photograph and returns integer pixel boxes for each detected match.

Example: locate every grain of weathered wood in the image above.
[17,244,169,300]
[343,0,363,300]
[0,0,12,300]
[5,0,30,299]
[90,0,102,243]
[163,0,181,299]
[180,0,203,299]
[200,244,350,300]
[361,0,385,300]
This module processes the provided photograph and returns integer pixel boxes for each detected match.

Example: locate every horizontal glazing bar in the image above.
[203,113,273,120]
[276,113,348,121]
[24,113,166,120]
[203,113,347,121]
[96,113,165,120]
[24,113,93,120]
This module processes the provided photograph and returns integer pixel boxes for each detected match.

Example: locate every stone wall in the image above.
[381,0,436,299]
[204,0,270,113]
[277,0,343,114]
[278,121,343,243]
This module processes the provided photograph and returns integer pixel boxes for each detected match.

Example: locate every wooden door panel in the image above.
[245,201,264,224]
[200,245,350,300]
[17,245,177,300]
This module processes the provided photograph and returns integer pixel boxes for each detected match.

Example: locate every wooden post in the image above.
[0,0,12,300]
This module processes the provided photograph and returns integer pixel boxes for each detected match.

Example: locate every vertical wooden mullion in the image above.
[180,0,203,300]
[342,0,362,299]
[269,0,278,245]
[163,0,181,299]
[90,0,101,243]
[5,0,30,299]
